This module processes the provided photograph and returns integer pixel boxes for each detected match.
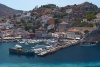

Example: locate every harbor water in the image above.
[0,42,100,67]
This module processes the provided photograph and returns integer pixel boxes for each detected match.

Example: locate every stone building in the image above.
[58,22,69,32]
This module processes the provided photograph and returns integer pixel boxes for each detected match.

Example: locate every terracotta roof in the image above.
[29,32,35,34]
[68,28,80,32]
[60,22,68,24]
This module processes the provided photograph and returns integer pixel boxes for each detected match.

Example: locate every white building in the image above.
[66,32,82,39]
[93,13,100,23]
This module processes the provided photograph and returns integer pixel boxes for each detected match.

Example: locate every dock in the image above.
[37,40,80,56]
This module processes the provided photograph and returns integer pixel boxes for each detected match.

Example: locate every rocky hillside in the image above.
[32,2,98,13]
[31,2,99,19]
[61,2,98,14]
[0,3,21,17]
[84,30,100,42]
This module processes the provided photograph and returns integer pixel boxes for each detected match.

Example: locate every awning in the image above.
[75,37,80,40]
[3,37,15,40]
[15,37,22,39]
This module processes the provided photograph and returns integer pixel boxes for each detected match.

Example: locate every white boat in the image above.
[32,44,46,54]
[25,42,28,45]
[33,48,43,54]
[19,41,25,43]
[15,44,22,48]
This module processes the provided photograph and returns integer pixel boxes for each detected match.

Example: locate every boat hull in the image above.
[9,48,35,55]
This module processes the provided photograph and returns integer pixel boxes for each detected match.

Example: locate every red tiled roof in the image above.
[60,22,68,24]
[68,28,80,32]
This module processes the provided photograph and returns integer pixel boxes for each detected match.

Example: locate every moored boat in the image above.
[80,42,97,46]
[9,44,35,55]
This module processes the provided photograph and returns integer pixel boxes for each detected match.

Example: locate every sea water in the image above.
[0,42,100,67]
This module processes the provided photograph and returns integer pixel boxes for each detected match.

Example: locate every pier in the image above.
[36,40,80,56]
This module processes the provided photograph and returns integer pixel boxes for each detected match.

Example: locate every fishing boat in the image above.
[9,44,35,55]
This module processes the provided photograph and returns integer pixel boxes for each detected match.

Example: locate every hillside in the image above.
[31,2,99,18]
[0,3,21,17]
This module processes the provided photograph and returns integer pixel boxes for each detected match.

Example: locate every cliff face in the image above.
[0,3,20,17]
[84,30,100,42]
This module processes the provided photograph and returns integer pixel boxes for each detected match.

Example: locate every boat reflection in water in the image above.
[9,44,35,55]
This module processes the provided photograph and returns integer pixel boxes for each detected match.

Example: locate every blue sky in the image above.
[0,0,100,11]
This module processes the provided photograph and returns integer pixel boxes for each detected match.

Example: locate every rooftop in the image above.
[68,28,80,32]
[60,22,68,24]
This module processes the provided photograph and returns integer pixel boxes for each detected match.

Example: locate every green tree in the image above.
[27,20,32,23]
[86,14,96,21]
[54,18,60,25]
[71,21,93,27]
[86,11,96,21]
[53,13,68,18]
[48,28,55,33]
[74,18,82,22]
[21,19,25,23]
[25,26,34,32]
[84,30,89,34]
[36,14,42,19]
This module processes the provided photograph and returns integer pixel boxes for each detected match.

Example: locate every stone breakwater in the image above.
[37,40,80,56]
